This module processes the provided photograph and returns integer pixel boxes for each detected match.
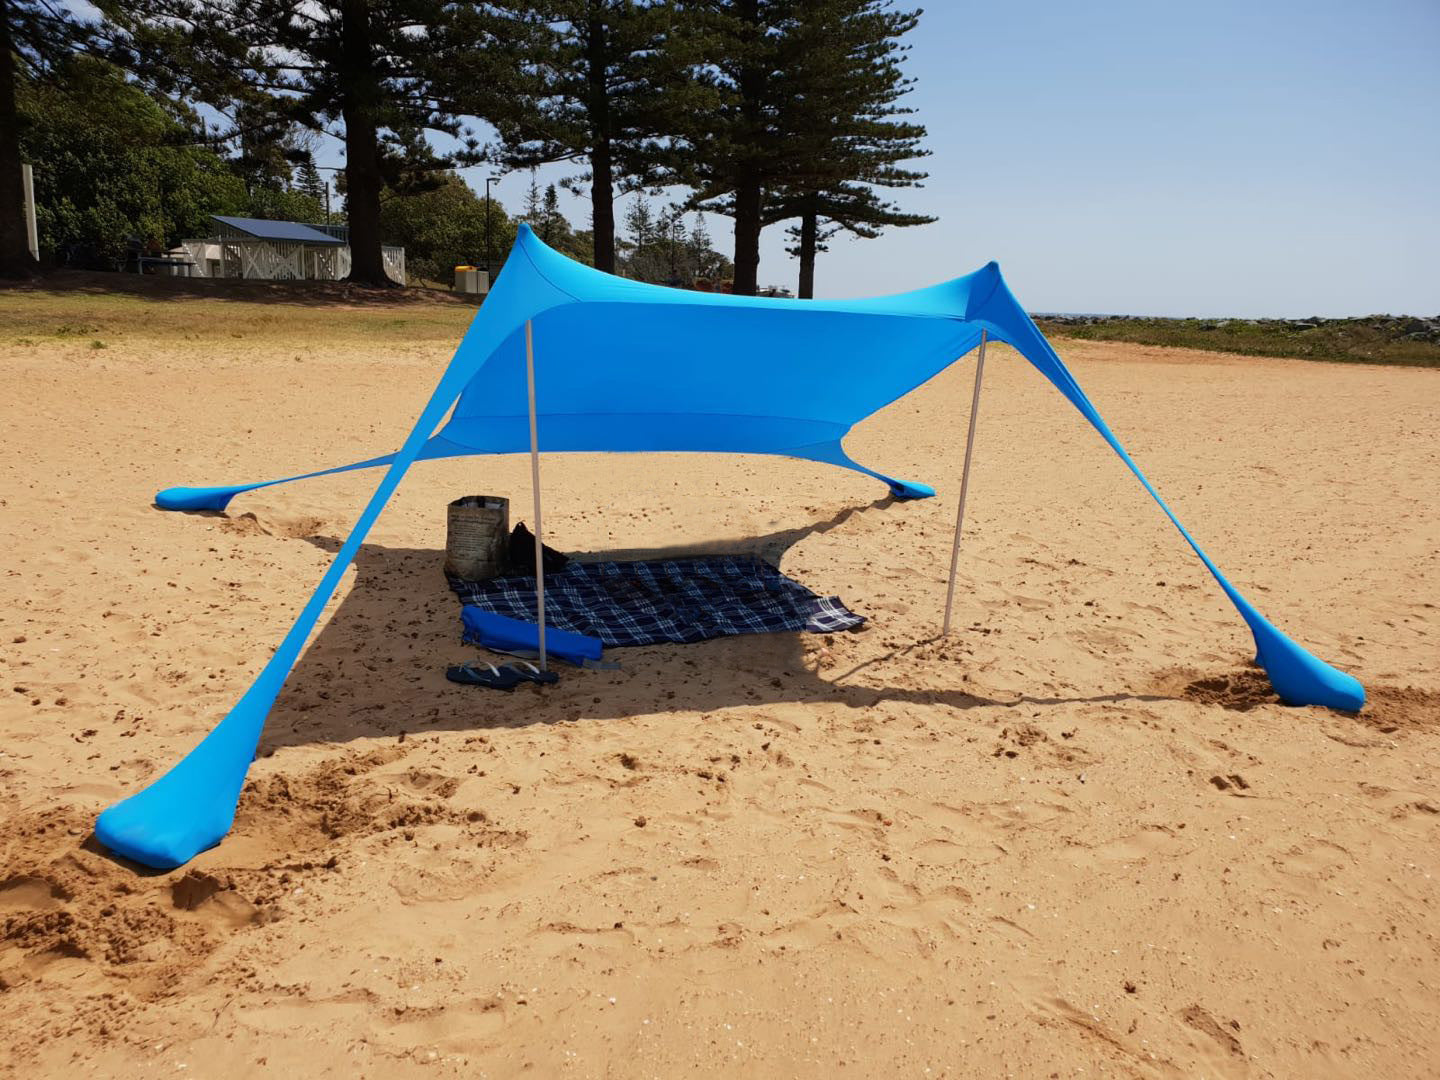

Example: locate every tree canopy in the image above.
[2,0,94,274]
[618,195,732,286]
[668,0,804,295]
[17,55,249,266]
[488,0,701,273]
[99,0,510,284]
[767,0,933,297]
[520,172,593,264]
[673,0,931,295]
[2,0,934,291]
[379,172,517,285]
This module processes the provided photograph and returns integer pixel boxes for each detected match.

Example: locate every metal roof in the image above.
[210,215,345,245]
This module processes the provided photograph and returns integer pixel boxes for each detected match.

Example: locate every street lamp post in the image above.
[484,176,497,279]
[310,164,345,224]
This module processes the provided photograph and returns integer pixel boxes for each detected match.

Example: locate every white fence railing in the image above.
[177,238,406,284]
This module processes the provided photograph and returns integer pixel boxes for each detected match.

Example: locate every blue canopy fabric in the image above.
[97,225,1365,869]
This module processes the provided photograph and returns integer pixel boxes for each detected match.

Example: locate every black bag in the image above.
[508,522,570,576]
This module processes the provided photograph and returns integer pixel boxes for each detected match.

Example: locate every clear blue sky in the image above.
[450,0,1438,316]
[866,0,1440,316]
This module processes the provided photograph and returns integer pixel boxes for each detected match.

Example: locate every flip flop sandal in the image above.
[506,661,560,686]
[445,662,523,691]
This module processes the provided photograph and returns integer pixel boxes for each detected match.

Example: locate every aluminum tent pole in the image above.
[525,319,548,671]
[942,329,988,636]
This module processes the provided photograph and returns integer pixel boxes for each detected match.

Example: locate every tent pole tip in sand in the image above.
[525,319,548,671]
[943,329,988,635]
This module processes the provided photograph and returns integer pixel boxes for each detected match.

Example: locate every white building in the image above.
[175,216,406,284]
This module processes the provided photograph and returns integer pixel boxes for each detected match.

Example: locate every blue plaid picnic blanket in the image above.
[448,555,864,647]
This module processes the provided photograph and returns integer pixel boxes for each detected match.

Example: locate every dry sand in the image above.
[1,297,1438,1078]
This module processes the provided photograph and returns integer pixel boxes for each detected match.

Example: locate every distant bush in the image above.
[18,57,249,265]
[1035,315,1440,368]
[379,173,516,286]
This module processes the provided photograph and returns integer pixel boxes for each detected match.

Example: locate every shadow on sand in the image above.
[251,497,1173,756]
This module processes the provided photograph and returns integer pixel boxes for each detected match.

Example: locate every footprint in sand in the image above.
[0,875,70,913]
[170,870,261,928]
[1066,825,1190,866]
[1181,669,1278,711]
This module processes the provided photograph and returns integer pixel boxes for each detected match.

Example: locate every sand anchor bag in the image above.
[444,496,510,581]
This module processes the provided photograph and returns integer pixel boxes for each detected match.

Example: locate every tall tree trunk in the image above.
[728,0,761,296]
[731,173,760,295]
[0,1,37,278]
[796,205,817,299]
[585,12,616,273]
[589,143,615,272]
[339,0,391,286]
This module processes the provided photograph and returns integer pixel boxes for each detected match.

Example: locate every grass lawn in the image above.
[0,272,477,351]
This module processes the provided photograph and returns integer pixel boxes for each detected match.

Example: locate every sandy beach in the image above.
[1,295,1437,1078]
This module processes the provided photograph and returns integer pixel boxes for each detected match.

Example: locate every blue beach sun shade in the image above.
[96,226,1365,869]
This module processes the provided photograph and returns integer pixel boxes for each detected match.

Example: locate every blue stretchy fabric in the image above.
[100,226,1365,869]
[459,608,604,667]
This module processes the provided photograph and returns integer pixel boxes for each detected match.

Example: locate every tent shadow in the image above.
[562,494,899,565]
[255,501,1174,755]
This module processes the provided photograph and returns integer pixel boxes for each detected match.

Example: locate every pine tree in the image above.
[295,159,327,204]
[672,0,930,296]
[227,107,337,225]
[688,211,730,282]
[658,203,687,284]
[619,202,729,287]
[230,100,299,196]
[689,211,713,258]
[782,183,932,297]
[670,0,813,295]
[522,168,543,224]
[1,0,90,275]
[487,1,699,273]
[100,0,511,285]
[623,194,655,249]
[541,183,564,243]
[768,0,932,298]
[661,204,686,246]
